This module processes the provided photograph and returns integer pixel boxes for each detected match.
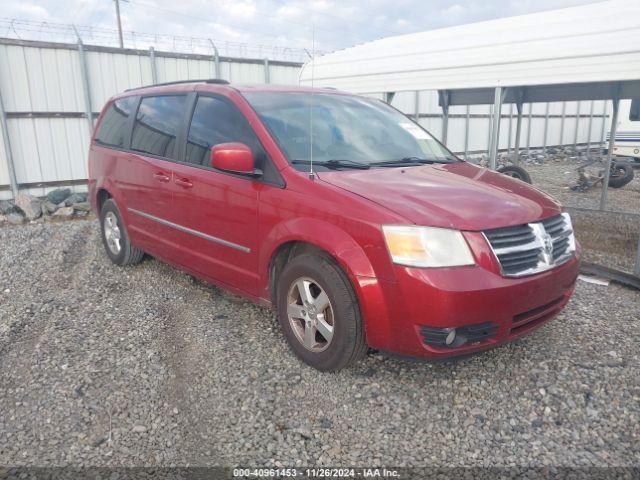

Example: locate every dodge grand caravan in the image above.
[88,80,580,371]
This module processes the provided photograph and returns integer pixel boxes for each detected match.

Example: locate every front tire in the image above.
[276,253,367,371]
[99,199,145,266]
[608,161,634,188]
[497,164,532,184]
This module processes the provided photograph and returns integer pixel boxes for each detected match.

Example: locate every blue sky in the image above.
[3,0,601,54]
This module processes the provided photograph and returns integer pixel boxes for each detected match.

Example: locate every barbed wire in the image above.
[0,18,313,62]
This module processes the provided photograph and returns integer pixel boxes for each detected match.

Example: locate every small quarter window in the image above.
[630,99,640,121]
[131,95,188,159]
[95,96,137,148]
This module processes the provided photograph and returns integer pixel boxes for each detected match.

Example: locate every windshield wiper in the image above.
[371,156,456,167]
[291,159,370,170]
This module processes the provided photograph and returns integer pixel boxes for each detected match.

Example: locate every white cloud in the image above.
[441,4,465,18]
[1,0,600,56]
[226,2,257,19]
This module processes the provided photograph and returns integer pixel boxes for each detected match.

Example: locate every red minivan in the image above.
[88,80,580,371]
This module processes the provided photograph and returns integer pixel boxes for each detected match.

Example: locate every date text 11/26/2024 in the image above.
[233,468,400,477]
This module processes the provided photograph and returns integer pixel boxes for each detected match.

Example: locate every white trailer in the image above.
[612,100,640,162]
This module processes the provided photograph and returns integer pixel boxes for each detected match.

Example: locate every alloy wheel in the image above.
[287,277,335,352]
[103,211,122,255]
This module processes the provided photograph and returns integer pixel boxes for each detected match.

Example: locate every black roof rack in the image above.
[125,78,230,92]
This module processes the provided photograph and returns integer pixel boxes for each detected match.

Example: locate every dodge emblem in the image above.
[541,233,554,264]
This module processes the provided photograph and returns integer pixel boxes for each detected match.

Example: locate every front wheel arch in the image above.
[269,241,340,305]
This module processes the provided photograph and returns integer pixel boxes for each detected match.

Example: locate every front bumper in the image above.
[357,247,580,360]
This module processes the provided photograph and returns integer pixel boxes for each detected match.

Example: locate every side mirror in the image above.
[210,142,258,175]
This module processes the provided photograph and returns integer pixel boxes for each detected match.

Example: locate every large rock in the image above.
[42,200,59,215]
[0,200,16,215]
[64,193,88,206]
[46,188,72,205]
[6,211,25,224]
[14,194,42,220]
[72,202,91,212]
[53,206,74,217]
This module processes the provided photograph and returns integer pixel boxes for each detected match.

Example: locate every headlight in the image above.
[382,225,475,268]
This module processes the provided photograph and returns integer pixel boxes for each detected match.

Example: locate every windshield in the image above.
[242,92,458,171]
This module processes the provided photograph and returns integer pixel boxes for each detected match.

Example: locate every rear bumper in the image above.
[357,252,580,360]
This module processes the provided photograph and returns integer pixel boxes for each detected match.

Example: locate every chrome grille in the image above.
[484,213,576,277]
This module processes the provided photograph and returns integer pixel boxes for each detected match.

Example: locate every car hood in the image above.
[318,162,561,231]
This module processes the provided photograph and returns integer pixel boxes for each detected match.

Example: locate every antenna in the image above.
[309,24,315,180]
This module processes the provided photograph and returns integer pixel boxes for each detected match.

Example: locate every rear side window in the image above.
[185,96,263,167]
[630,100,640,121]
[131,95,188,159]
[95,96,137,148]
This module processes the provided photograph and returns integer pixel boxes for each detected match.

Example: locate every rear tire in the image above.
[608,161,634,188]
[99,199,145,266]
[497,165,532,184]
[276,253,367,371]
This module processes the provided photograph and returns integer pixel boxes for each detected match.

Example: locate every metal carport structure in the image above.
[300,0,640,277]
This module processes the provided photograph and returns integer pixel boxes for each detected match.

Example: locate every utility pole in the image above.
[114,0,124,48]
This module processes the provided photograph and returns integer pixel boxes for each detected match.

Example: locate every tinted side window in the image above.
[131,95,187,158]
[185,96,264,167]
[95,96,137,148]
[630,100,640,121]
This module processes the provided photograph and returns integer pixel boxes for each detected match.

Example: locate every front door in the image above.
[168,94,264,296]
[121,94,189,259]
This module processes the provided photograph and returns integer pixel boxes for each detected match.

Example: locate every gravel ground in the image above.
[0,219,639,468]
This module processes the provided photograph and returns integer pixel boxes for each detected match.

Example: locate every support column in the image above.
[0,88,18,198]
[573,101,581,151]
[149,46,158,84]
[514,98,523,164]
[414,90,420,122]
[586,100,595,155]
[75,30,95,133]
[463,105,470,160]
[263,58,270,84]
[526,104,533,156]
[507,103,513,155]
[559,101,566,147]
[599,101,607,153]
[600,87,621,210]
[439,90,450,145]
[208,39,221,79]
[487,105,493,155]
[542,102,550,156]
[488,86,504,170]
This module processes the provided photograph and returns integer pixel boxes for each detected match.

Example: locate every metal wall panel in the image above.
[0,44,85,112]
[5,117,90,196]
[269,65,301,85]
[87,51,153,108]
[0,119,10,200]
[155,56,211,83]
[0,38,302,197]
[386,90,607,154]
[224,61,266,84]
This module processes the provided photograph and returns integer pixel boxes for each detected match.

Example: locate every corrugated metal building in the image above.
[300,0,640,157]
